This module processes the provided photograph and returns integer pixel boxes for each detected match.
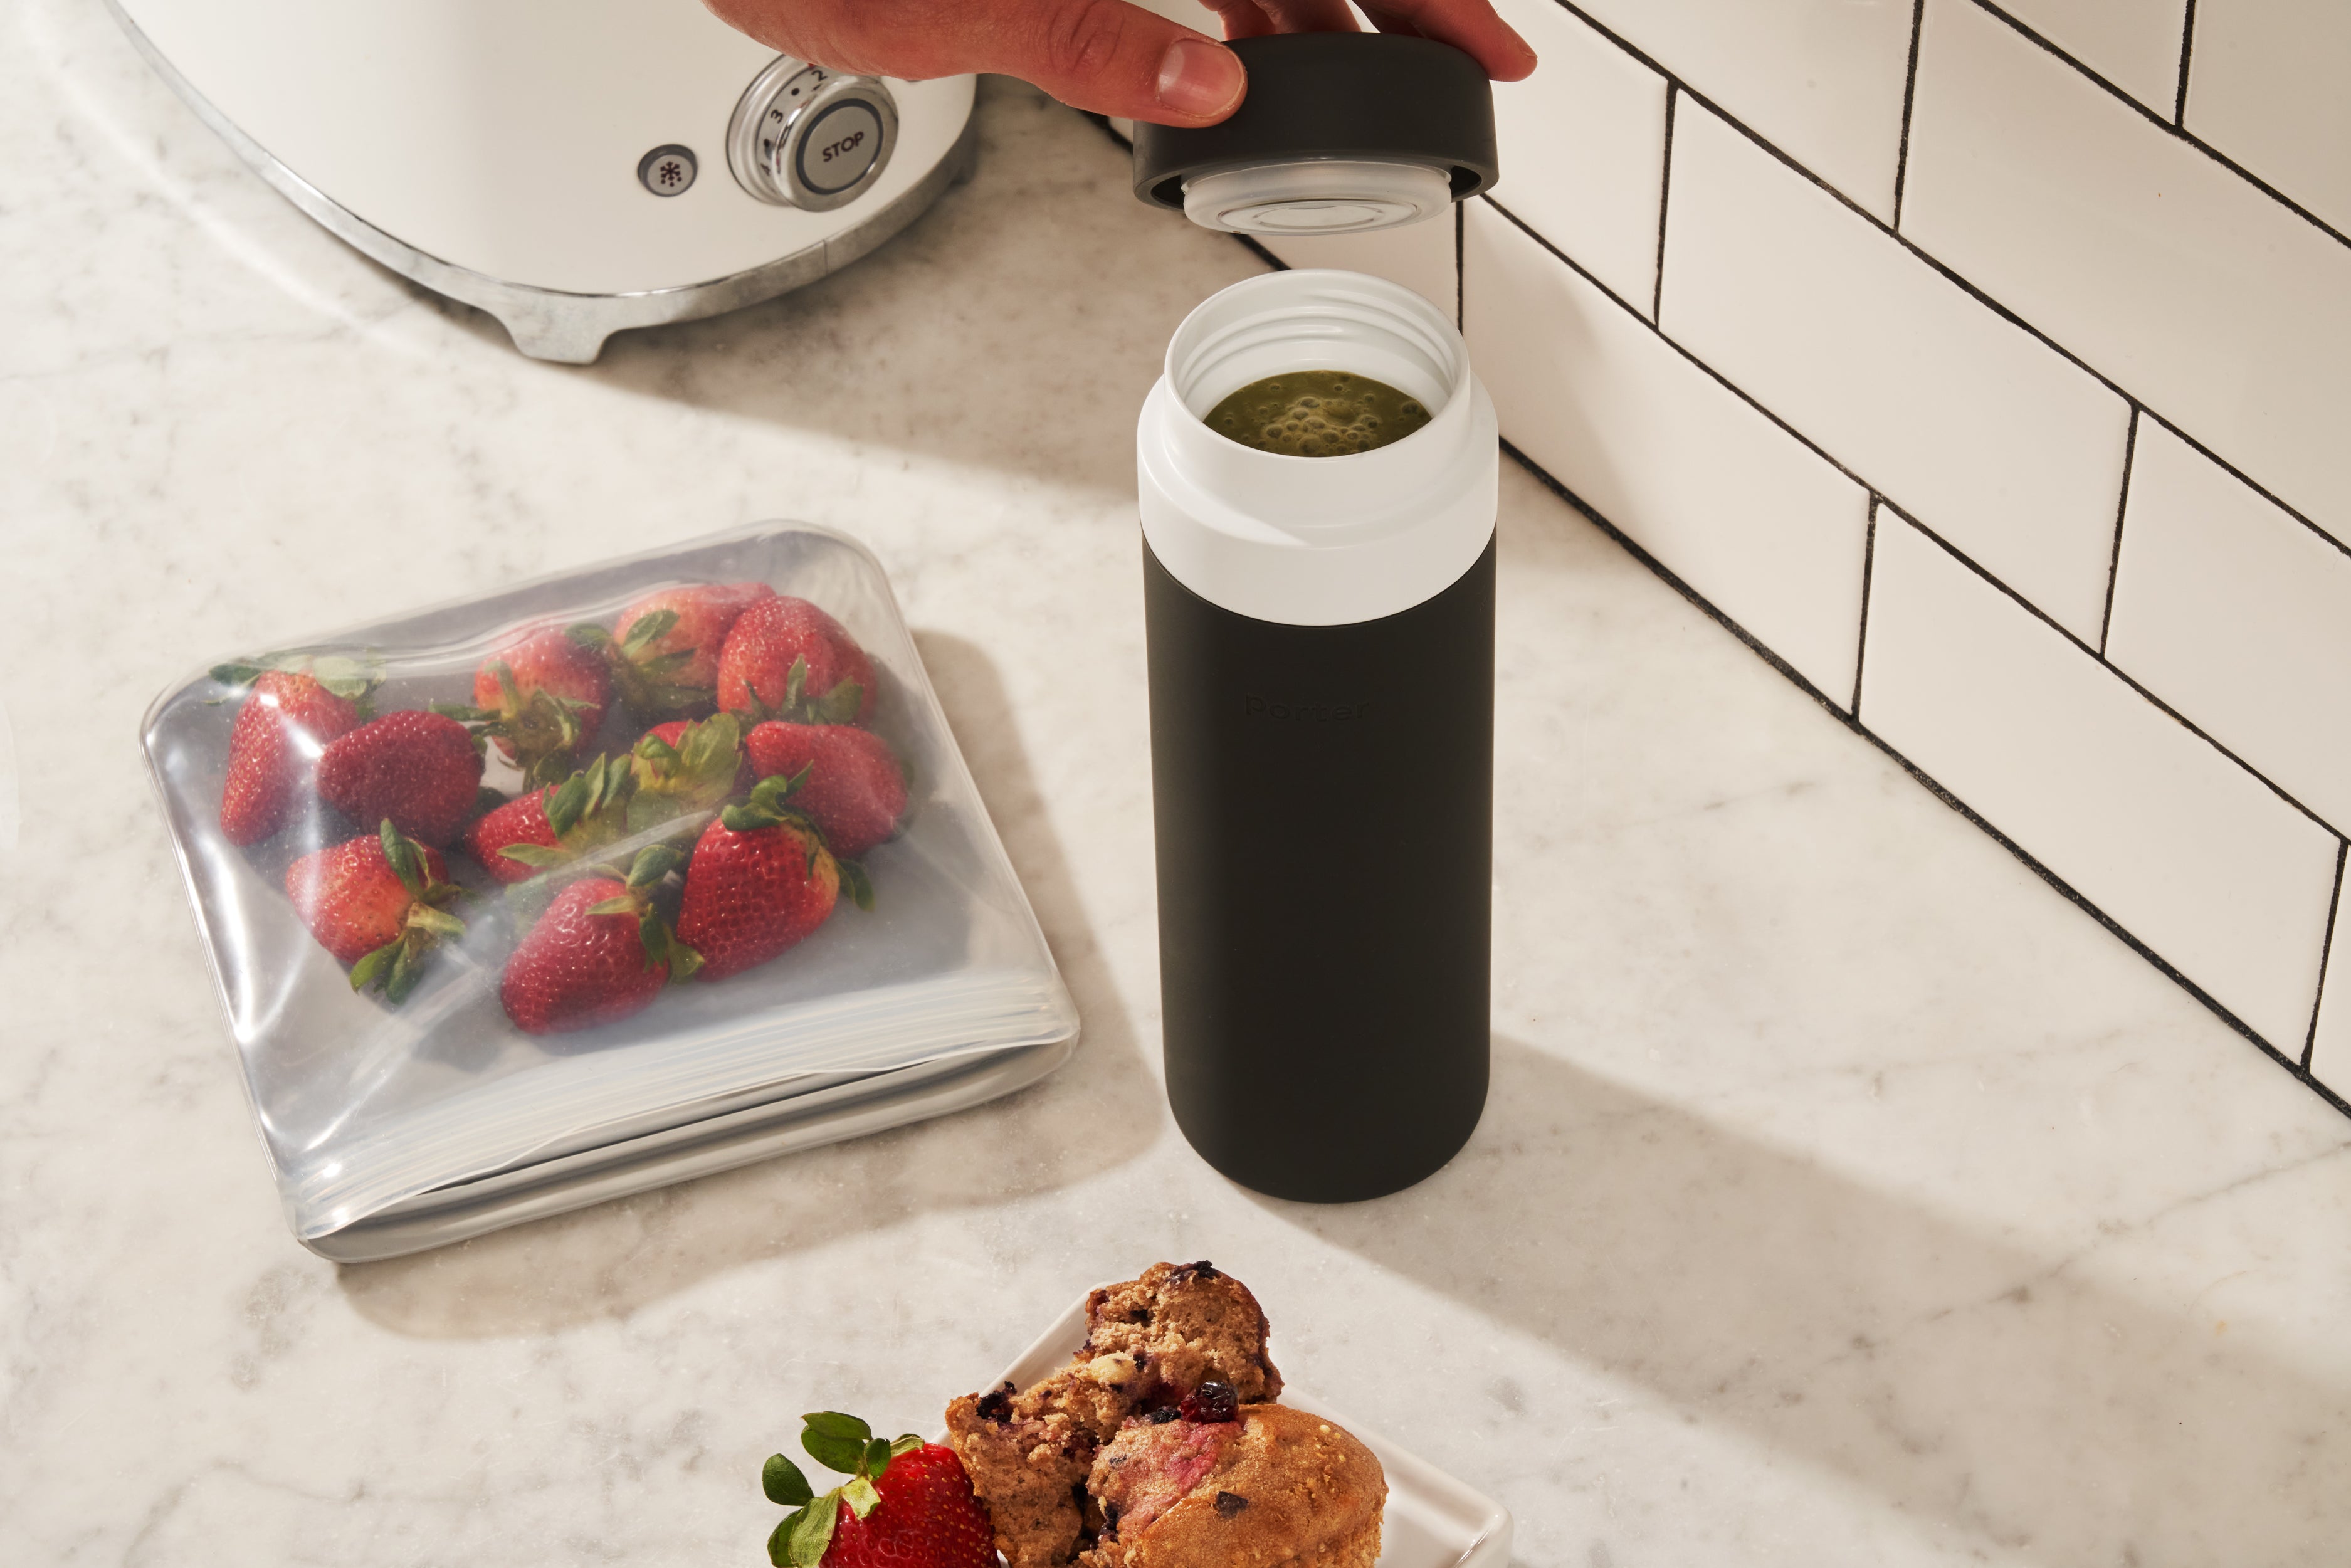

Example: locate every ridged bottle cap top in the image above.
[1132,34,1498,236]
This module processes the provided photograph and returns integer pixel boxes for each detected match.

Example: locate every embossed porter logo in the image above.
[1243,696,1370,722]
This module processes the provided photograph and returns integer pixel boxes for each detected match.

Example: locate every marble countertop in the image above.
[9,3,2351,1564]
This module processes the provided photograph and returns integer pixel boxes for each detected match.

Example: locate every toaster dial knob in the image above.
[727,57,900,211]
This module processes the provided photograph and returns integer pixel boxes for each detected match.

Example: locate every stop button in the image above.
[797,101,885,196]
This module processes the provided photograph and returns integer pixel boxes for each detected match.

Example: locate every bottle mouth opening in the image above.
[1165,271,1467,456]
[1180,160,1454,235]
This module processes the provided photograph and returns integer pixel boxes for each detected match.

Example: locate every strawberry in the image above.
[628,713,751,830]
[435,627,611,787]
[463,752,638,883]
[675,772,844,981]
[744,722,907,860]
[285,820,467,1002]
[715,596,876,727]
[760,1413,994,1568]
[572,581,776,720]
[216,667,366,846]
[498,845,698,1035]
[463,787,559,884]
[317,710,485,846]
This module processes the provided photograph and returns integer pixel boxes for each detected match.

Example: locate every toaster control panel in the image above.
[726,57,900,211]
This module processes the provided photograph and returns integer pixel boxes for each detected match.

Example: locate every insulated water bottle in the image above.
[1138,268,1498,1201]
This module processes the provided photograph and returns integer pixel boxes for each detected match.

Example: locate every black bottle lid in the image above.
[1132,33,1498,234]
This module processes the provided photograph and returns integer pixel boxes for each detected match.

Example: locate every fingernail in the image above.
[1505,23,1538,72]
[1157,37,1244,120]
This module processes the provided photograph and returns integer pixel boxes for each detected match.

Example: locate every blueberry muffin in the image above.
[945,1263,1283,1568]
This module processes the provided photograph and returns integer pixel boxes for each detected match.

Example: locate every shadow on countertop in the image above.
[565,79,1267,498]
[1265,1033,2351,1564]
[335,631,1161,1337]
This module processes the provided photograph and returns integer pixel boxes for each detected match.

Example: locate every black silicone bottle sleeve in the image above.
[1145,536,1495,1202]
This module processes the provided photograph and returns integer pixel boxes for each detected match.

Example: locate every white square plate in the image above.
[960,1293,1514,1568]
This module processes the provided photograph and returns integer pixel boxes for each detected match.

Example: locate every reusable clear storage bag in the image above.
[142,522,1078,1255]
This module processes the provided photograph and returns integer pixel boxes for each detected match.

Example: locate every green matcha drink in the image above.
[1202,370,1431,458]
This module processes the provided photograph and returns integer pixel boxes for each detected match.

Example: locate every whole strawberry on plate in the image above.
[213,659,374,846]
[760,1413,994,1568]
[675,771,853,981]
[286,820,467,1002]
[499,845,699,1035]
[744,720,907,860]
[434,626,611,788]
[716,596,876,727]
[317,710,486,846]
[571,581,775,722]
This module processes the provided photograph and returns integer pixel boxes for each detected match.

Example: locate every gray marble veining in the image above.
[5,1,2351,1563]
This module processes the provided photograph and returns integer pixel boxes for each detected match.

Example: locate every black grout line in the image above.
[1487,197,1648,317]
[1969,0,2351,253]
[1503,438,1858,719]
[1482,197,1881,500]
[1891,0,1930,231]
[2145,419,2351,573]
[1671,67,2135,396]
[1454,203,1466,330]
[1890,502,2095,654]
[1077,110,1132,150]
[2175,0,2201,127]
[1866,732,2346,1117]
[1651,86,1678,323]
[2096,404,2141,656]
[1853,497,1882,715]
[1086,109,1293,282]
[1503,438,2351,1124]
[1891,500,2342,835]
[2303,840,2347,1069]
[1228,232,1286,273]
[1545,1,1697,118]
[1545,0,1922,236]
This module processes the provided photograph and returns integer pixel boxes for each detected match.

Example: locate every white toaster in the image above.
[108,0,976,361]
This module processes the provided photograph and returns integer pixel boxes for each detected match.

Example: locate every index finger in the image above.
[1357,0,1537,80]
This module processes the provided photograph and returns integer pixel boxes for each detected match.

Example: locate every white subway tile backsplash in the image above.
[1250,216,1460,315]
[1463,201,1871,703]
[1489,0,1670,313]
[1901,0,2351,542]
[1565,0,1917,219]
[1861,512,2338,1048]
[2104,421,2351,830]
[1992,0,2188,115]
[2185,0,2351,238]
[1660,102,2131,641]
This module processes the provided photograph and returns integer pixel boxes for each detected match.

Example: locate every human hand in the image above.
[702,0,1536,127]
